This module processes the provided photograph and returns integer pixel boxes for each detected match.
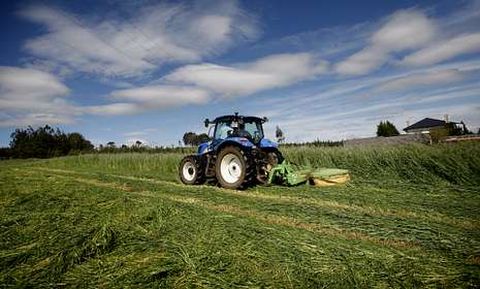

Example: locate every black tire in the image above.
[215,146,253,189]
[179,155,205,185]
[269,149,284,165]
[257,149,284,184]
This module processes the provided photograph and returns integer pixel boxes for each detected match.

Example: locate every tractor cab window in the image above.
[242,120,263,140]
[215,122,233,139]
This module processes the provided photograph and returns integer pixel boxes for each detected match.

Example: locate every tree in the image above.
[429,128,449,143]
[276,126,285,144]
[195,133,210,145]
[9,125,93,158]
[67,132,94,152]
[183,132,197,146]
[376,121,400,137]
[0,147,12,159]
[183,132,210,146]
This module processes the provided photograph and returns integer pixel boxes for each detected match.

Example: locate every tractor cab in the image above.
[205,113,267,144]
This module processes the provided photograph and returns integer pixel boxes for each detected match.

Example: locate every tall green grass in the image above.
[283,142,480,186]
[29,142,480,186]
[31,153,183,182]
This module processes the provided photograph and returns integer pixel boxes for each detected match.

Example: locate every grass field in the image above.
[1,143,479,288]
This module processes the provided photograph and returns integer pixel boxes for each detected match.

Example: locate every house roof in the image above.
[403,118,446,131]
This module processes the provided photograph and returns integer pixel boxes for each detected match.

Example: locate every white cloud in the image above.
[85,85,211,116]
[83,103,142,116]
[0,66,69,102]
[0,113,76,127]
[370,10,436,51]
[375,69,465,92]
[123,128,158,137]
[402,32,480,66]
[0,66,213,125]
[19,1,259,77]
[335,10,436,75]
[334,47,388,76]
[0,66,79,127]
[111,85,210,106]
[165,53,328,97]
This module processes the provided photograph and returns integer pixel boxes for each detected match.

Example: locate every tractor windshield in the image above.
[214,119,264,141]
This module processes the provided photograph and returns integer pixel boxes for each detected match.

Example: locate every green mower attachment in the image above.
[267,161,350,187]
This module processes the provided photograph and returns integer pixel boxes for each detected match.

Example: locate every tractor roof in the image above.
[204,113,267,127]
[212,114,267,124]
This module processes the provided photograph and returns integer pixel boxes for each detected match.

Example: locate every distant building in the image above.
[403,114,469,135]
[403,118,446,134]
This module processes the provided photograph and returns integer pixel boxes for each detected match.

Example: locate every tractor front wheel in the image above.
[179,155,205,185]
[215,146,251,189]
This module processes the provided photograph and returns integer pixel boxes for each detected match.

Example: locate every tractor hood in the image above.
[259,138,278,149]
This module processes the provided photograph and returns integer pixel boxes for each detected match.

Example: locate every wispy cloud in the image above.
[375,69,466,92]
[18,1,259,77]
[335,10,436,75]
[83,103,142,116]
[165,53,328,97]
[254,58,480,141]
[88,85,211,115]
[0,66,69,102]
[0,66,78,126]
[401,32,480,66]
[261,85,480,141]
[123,128,158,137]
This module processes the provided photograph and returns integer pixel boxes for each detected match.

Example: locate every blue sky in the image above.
[0,0,479,146]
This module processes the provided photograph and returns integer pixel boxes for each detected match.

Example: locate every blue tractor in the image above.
[179,113,284,189]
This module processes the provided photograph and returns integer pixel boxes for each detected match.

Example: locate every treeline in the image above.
[280,139,344,147]
[2,125,93,159]
[96,144,194,154]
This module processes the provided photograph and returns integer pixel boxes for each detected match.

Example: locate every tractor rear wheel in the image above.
[215,146,252,189]
[179,155,205,185]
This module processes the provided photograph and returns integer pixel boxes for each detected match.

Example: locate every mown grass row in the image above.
[1,142,479,288]
[1,166,478,288]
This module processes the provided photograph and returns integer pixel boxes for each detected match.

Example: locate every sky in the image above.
[0,0,479,147]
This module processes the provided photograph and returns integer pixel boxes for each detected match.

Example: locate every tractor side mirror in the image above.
[204,119,210,128]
